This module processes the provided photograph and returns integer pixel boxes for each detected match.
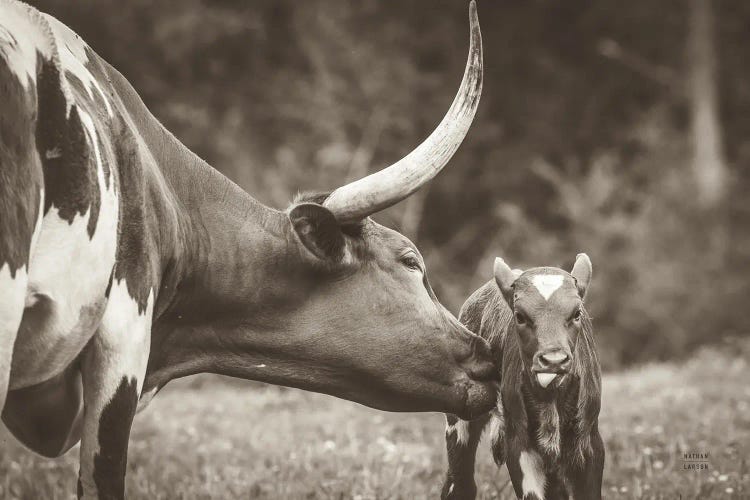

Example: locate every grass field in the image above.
[1,340,748,499]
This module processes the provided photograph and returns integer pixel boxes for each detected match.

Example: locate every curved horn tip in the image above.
[322,0,483,224]
[468,0,482,66]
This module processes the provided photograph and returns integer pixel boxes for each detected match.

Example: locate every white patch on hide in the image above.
[99,282,154,397]
[0,0,53,89]
[23,190,45,308]
[447,419,470,446]
[43,14,112,116]
[45,147,62,159]
[519,450,546,499]
[531,274,564,301]
[0,264,28,388]
[11,110,118,388]
[489,408,505,450]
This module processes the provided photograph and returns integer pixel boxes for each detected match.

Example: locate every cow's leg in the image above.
[566,431,604,500]
[441,413,489,500]
[77,281,153,500]
[505,437,547,500]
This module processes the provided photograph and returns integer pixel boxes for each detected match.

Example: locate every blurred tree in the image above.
[688,0,727,207]
[26,0,750,366]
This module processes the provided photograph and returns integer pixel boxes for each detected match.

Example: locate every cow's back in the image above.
[0,0,121,388]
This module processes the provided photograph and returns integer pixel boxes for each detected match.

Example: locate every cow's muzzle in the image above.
[462,335,499,382]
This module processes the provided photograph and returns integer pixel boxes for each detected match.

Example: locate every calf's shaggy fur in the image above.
[442,255,604,500]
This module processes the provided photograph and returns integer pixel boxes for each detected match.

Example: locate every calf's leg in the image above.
[566,430,604,500]
[487,406,506,467]
[441,413,489,500]
[505,436,547,500]
[545,472,569,500]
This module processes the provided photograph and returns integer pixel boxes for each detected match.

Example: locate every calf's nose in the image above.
[536,350,571,371]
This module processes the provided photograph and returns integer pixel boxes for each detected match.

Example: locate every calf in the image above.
[442,254,604,500]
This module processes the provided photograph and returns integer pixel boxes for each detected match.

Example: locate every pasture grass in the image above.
[1,339,748,499]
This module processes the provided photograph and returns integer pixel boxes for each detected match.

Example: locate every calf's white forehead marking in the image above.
[519,450,546,499]
[531,274,564,301]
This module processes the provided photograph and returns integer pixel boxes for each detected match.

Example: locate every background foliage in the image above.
[29,0,750,368]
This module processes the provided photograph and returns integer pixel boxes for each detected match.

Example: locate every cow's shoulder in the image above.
[43,13,168,314]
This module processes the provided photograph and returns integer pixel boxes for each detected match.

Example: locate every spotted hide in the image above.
[0,0,162,497]
[441,261,604,500]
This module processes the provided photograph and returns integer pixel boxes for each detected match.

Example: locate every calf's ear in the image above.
[289,203,348,263]
[494,257,519,306]
[570,253,592,300]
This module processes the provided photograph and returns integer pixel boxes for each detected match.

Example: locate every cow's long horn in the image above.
[323,0,483,223]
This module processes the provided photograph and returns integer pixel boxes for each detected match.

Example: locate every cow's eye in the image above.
[514,311,527,325]
[400,253,422,272]
[572,309,582,322]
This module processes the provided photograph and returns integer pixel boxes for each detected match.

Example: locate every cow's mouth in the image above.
[457,379,497,419]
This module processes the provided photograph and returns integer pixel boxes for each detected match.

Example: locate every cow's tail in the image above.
[0,0,51,409]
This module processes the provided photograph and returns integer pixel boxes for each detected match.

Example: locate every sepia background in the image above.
[1,0,748,498]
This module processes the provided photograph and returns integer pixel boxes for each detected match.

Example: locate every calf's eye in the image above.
[514,311,527,325]
[572,309,582,322]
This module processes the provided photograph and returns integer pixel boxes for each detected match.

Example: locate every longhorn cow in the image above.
[0,0,495,497]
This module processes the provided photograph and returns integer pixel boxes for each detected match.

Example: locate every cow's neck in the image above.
[151,152,316,389]
[106,66,311,393]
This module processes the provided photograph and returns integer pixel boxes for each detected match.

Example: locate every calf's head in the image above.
[494,254,593,392]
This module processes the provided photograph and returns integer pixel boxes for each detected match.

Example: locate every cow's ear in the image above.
[494,257,518,306]
[289,203,348,263]
[570,253,592,300]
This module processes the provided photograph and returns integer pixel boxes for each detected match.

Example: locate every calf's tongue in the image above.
[537,373,557,388]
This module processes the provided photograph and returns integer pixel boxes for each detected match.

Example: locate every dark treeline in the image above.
[29,0,750,368]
